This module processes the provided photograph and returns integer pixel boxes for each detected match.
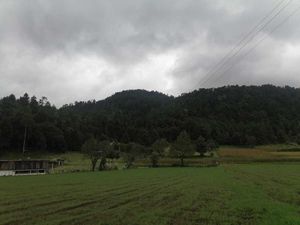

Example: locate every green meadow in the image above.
[1,164,299,225]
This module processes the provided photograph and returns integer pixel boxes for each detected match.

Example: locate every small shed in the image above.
[0,160,50,176]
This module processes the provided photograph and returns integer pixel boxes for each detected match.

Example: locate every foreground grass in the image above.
[0,164,299,225]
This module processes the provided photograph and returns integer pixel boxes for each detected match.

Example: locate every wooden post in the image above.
[22,127,27,154]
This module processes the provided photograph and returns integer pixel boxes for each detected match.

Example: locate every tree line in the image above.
[1,85,300,156]
[82,131,217,170]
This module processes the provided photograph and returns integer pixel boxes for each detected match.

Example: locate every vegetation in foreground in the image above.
[0,164,299,225]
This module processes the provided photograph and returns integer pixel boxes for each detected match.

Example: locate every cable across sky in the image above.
[196,0,297,88]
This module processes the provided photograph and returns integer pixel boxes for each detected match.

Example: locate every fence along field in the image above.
[0,164,299,225]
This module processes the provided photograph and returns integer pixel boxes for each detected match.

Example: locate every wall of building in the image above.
[0,170,15,176]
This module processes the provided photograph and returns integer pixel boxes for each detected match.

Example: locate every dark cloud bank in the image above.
[0,0,299,106]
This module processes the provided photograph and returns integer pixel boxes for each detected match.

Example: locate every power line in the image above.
[199,0,287,78]
[196,0,293,88]
[198,0,293,87]
[204,2,300,86]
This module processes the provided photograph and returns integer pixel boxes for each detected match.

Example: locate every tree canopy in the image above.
[171,131,195,166]
[1,85,300,155]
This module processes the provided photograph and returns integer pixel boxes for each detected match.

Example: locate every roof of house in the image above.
[0,159,50,162]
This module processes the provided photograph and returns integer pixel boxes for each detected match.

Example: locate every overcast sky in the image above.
[0,0,300,106]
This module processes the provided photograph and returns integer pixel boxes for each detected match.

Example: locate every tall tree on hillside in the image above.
[171,131,195,166]
[20,110,34,154]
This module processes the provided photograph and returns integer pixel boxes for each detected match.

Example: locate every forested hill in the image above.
[62,90,172,115]
[1,85,300,153]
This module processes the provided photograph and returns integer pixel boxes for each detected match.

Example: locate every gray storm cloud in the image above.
[0,0,299,106]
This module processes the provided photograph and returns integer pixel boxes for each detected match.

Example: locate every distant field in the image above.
[218,148,300,159]
[0,164,299,225]
[217,145,300,164]
[2,144,300,173]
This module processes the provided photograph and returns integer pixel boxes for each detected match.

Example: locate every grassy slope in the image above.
[0,164,299,225]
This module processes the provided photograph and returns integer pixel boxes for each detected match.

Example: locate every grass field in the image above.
[1,164,300,225]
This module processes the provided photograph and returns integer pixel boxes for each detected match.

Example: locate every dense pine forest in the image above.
[1,85,300,154]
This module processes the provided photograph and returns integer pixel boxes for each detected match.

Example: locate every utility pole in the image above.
[22,126,27,154]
